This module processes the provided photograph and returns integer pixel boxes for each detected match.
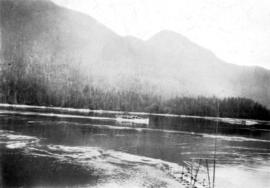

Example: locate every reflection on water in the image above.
[0,107,270,188]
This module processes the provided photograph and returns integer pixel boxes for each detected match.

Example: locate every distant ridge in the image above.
[1,0,270,110]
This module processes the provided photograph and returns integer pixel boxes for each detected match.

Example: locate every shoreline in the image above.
[0,103,269,126]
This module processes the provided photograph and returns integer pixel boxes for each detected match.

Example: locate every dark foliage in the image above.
[164,96,270,120]
[0,66,269,120]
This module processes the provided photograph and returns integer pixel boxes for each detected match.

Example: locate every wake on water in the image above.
[0,129,208,188]
[1,105,269,187]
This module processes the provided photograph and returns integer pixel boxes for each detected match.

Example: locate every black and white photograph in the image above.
[0,0,270,187]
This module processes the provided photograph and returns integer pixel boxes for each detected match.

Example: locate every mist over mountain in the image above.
[1,0,270,111]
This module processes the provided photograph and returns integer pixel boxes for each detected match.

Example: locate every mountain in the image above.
[1,0,270,109]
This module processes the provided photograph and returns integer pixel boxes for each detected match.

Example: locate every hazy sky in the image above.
[53,0,270,69]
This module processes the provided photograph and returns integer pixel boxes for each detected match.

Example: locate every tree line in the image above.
[0,50,269,120]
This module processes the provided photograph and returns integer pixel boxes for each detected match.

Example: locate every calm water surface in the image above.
[0,106,269,188]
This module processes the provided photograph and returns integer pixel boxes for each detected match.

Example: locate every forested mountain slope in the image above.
[0,0,269,119]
